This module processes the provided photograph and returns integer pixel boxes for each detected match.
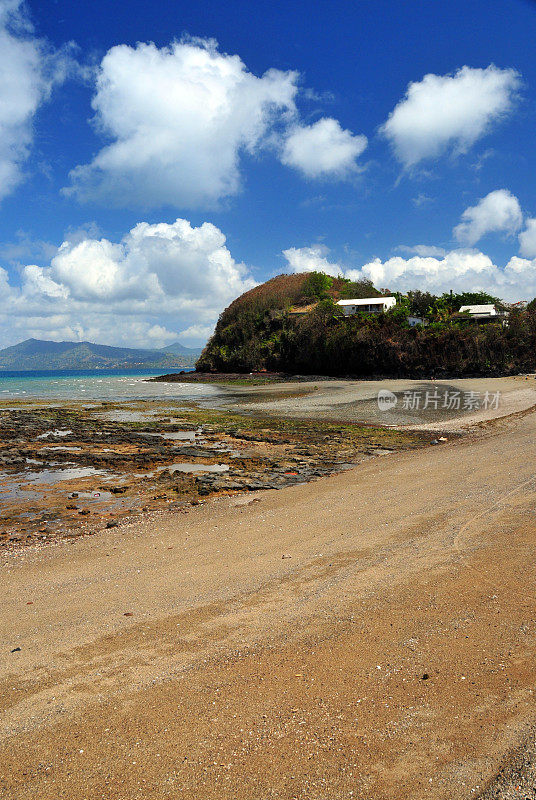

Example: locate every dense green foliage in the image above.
[197,274,536,377]
[302,271,333,299]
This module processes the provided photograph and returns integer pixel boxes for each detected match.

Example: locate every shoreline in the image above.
[0,398,430,549]
[2,403,536,798]
[2,375,536,549]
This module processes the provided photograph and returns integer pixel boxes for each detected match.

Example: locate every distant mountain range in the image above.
[158,341,202,356]
[0,338,204,371]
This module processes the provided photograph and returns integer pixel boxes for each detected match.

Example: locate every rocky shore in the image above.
[0,401,430,547]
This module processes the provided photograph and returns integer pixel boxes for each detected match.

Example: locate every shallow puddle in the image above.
[41,445,82,452]
[72,490,115,502]
[161,430,201,441]
[20,466,107,484]
[143,462,230,477]
[0,485,41,501]
[37,429,73,439]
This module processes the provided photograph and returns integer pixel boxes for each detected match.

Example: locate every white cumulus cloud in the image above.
[282,244,344,277]
[380,65,520,168]
[281,117,367,178]
[0,0,78,201]
[454,189,523,246]
[0,218,257,348]
[65,37,299,208]
[519,218,536,258]
[283,244,536,302]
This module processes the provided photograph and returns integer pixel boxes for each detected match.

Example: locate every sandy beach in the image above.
[216,374,536,429]
[1,377,536,798]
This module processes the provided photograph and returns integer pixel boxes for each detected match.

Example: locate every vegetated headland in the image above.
[178,272,536,379]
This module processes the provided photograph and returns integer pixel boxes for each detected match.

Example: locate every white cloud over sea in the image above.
[0,218,257,348]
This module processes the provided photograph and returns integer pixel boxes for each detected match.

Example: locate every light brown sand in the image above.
[1,405,536,798]
[222,375,536,429]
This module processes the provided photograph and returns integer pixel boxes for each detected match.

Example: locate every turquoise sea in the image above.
[0,368,223,403]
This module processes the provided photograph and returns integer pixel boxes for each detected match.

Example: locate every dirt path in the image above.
[1,411,536,798]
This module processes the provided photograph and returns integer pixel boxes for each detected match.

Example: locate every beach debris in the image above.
[123,612,134,617]
[438,436,448,442]
[11,647,21,653]
[421,673,430,680]
[430,439,439,445]
[282,554,292,559]
[106,521,118,529]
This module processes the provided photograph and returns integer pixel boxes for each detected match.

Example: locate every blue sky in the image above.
[0,0,536,348]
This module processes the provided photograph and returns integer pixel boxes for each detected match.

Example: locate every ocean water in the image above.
[0,368,224,403]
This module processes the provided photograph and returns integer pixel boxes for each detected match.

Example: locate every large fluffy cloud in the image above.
[0,0,75,201]
[283,244,536,302]
[0,218,257,348]
[454,189,523,246]
[282,244,344,277]
[380,65,520,168]
[65,38,299,208]
[65,37,368,207]
[519,219,536,258]
[281,118,367,178]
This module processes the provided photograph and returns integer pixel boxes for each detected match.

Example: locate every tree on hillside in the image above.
[441,290,501,313]
[302,271,333,300]
[407,290,437,318]
[339,278,383,300]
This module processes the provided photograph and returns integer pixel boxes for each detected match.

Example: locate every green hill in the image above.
[196,273,536,378]
[159,341,203,356]
[0,338,197,370]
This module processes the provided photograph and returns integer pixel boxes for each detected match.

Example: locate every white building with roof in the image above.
[458,303,509,324]
[336,297,396,316]
[458,303,508,319]
[459,303,498,317]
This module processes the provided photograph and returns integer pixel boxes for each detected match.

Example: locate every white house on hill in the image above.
[336,297,396,316]
[458,304,507,320]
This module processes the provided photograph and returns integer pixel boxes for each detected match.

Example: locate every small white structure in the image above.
[336,296,396,316]
[459,304,499,318]
[408,315,427,327]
